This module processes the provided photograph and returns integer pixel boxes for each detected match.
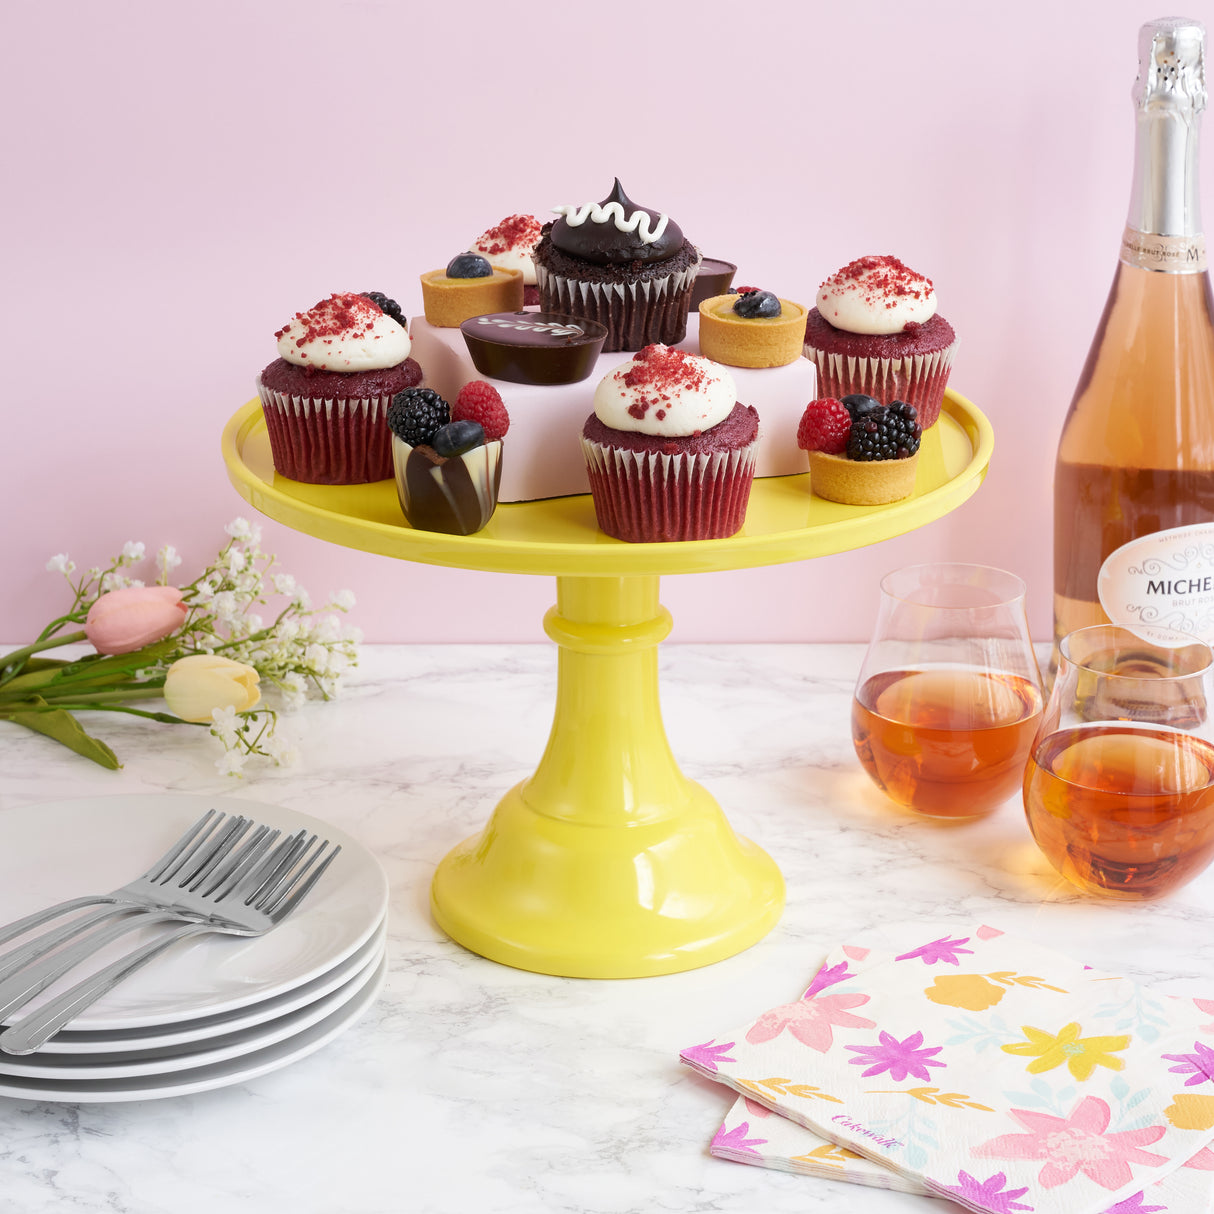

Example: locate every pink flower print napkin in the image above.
[680,926,1214,1214]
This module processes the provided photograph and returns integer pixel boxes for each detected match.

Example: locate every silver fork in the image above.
[0,831,341,1054]
[0,821,282,1024]
[0,811,257,985]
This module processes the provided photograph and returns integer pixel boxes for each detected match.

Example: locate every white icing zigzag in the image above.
[476,317,585,337]
[551,201,669,244]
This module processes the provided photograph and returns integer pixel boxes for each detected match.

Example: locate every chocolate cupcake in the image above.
[803,256,956,429]
[580,345,758,542]
[257,292,422,484]
[532,179,701,353]
[470,214,544,307]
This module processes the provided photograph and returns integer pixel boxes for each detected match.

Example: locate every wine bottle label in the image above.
[1120,227,1208,272]
[1098,522,1214,644]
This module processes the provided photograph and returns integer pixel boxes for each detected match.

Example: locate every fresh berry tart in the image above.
[697,288,809,368]
[420,253,524,328]
[797,394,923,505]
[469,214,544,307]
[802,255,956,428]
[581,345,759,542]
[386,387,503,535]
[257,292,422,484]
[532,179,702,353]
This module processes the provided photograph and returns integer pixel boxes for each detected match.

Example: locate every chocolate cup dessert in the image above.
[391,436,502,535]
[689,258,738,309]
[460,312,609,385]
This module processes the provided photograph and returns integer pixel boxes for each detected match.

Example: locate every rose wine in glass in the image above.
[1025,623,1214,898]
[854,667,1043,819]
[1054,19,1214,658]
[853,565,1042,819]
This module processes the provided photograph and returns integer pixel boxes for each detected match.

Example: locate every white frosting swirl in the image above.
[276,294,411,371]
[815,256,937,335]
[593,345,736,437]
[552,201,669,245]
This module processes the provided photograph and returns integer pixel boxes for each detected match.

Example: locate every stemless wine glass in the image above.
[1024,623,1214,899]
[852,564,1043,819]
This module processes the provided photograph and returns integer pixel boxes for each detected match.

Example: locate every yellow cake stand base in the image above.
[222,392,993,977]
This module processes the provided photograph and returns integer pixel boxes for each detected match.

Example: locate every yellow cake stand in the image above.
[222,391,993,979]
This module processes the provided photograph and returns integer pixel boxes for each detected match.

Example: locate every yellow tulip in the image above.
[164,655,261,722]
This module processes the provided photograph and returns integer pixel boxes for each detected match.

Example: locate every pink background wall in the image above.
[2,1,1201,644]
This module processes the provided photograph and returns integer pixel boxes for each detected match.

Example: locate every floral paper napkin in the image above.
[681,927,1214,1214]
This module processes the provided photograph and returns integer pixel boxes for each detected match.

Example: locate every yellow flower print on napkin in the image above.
[1001,1022,1130,1080]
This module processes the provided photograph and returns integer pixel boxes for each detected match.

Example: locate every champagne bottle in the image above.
[1054,17,1214,653]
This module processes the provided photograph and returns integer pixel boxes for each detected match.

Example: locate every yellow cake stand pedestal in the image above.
[222,391,993,978]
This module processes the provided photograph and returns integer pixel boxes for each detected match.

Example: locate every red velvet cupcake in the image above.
[257,292,422,484]
[580,345,758,542]
[802,256,956,428]
[469,214,544,308]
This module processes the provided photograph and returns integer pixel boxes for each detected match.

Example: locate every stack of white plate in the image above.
[0,794,389,1102]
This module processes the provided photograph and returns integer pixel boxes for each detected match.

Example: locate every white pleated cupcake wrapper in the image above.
[581,436,757,541]
[534,258,701,308]
[535,255,701,352]
[256,375,403,483]
[801,343,956,426]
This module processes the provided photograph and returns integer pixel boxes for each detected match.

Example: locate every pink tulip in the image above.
[85,586,187,655]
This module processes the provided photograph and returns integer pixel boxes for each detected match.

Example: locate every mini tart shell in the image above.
[419,267,524,328]
[806,450,919,506]
[697,295,808,368]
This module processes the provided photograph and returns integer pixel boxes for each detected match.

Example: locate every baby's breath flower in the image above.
[332,589,356,611]
[121,541,146,562]
[157,544,182,575]
[215,749,247,777]
[210,705,241,745]
[273,574,297,596]
[225,518,253,540]
[46,553,75,575]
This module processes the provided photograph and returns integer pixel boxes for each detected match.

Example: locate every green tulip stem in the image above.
[0,631,89,687]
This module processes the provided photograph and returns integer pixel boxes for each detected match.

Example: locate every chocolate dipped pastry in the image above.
[532,179,701,353]
[387,388,502,535]
[459,312,608,384]
[420,253,524,328]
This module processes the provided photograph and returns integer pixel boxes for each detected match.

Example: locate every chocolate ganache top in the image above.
[550,179,684,265]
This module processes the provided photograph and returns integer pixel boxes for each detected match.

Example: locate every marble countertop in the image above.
[1,643,1212,1214]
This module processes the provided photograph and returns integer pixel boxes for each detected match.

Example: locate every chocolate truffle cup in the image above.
[391,436,502,535]
[257,358,423,485]
[802,310,956,429]
[580,403,759,542]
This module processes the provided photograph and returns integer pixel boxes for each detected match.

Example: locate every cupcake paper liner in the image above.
[581,436,757,542]
[802,342,956,429]
[535,257,701,353]
[256,377,399,485]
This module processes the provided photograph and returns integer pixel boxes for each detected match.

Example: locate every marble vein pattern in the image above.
[0,644,1211,1214]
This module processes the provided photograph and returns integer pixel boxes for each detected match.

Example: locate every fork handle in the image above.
[0,897,118,949]
[0,904,140,986]
[0,910,180,1023]
[0,922,213,1054]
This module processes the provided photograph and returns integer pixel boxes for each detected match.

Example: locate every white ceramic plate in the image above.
[35,918,387,1054]
[0,953,386,1102]
[0,794,389,1030]
[0,941,385,1079]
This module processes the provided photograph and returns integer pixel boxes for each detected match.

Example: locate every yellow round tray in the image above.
[223,391,992,979]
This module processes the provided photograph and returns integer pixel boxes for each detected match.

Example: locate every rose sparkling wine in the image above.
[1054,18,1214,656]
[1023,725,1214,898]
[852,667,1043,819]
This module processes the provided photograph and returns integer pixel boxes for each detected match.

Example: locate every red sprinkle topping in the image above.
[621,344,710,419]
[818,255,933,309]
[274,293,384,363]
[473,214,542,257]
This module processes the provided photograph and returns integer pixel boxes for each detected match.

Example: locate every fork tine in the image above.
[142,810,221,881]
[157,815,251,888]
[255,835,322,909]
[267,843,341,921]
[197,826,281,899]
[228,830,312,906]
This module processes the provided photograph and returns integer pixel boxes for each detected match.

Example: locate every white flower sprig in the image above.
[3,519,359,775]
